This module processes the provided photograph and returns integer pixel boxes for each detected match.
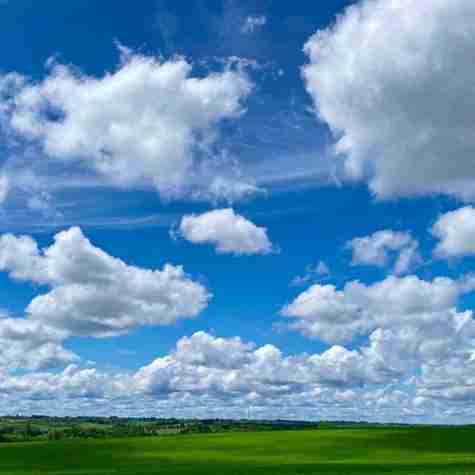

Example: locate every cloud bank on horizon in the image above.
[0,0,474,424]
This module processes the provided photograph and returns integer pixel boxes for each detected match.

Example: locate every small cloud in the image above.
[291,260,330,287]
[432,206,475,259]
[346,230,421,275]
[0,174,9,205]
[176,208,275,256]
[315,261,330,275]
[241,15,266,34]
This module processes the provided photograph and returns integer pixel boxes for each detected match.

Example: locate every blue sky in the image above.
[0,0,475,423]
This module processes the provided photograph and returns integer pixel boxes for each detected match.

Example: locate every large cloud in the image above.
[303,0,475,200]
[282,274,475,410]
[347,230,421,275]
[282,275,473,344]
[0,227,210,337]
[133,331,372,398]
[0,50,254,201]
[2,329,475,423]
[177,208,274,255]
[432,207,475,259]
[0,331,374,412]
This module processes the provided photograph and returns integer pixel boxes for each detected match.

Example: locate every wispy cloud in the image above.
[241,16,267,34]
[0,212,177,233]
[291,261,330,287]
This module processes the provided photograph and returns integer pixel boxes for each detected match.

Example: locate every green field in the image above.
[1,427,475,474]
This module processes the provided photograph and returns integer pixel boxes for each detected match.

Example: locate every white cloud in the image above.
[291,260,330,287]
[0,49,255,201]
[282,275,471,344]
[0,316,77,370]
[315,261,330,275]
[133,331,372,398]
[281,273,475,413]
[174,331,255,369]
[432,207,475,259]
[241,16,267,34]
[303,0,475,201]
[0,174,8,204]
[282,283,371,343]
[347,230,421,275]
[0,227,210,337]
[3,327,475,423]
[177,208,274,255]
[0,331,377,419]
[0,364,122,401]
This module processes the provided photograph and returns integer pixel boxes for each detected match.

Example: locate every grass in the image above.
[1,426,475,474]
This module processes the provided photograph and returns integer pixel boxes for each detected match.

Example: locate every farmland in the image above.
[1,426,475,474]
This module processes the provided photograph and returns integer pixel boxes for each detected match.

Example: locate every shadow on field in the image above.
[106,459,475,475]
[1,429,475,474]
[346,427,475,454]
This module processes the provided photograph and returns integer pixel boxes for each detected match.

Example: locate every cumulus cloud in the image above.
[282,283,371,343]
[0,316,77,370]
[432,207,475,259]
[281,273,475,412]
[347,230,421,275]
[0,227,210,337]
[0,49,255,201]
[241,16,267,34]
[303,0,475,201]
[133,331,372,398]
[282,275,472,344]
[174,331,255,369]
[3,327,475,423]
[0,364,122,401]
[0,331,371,412]
[177,208,274,255]
[0,331,380,421]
